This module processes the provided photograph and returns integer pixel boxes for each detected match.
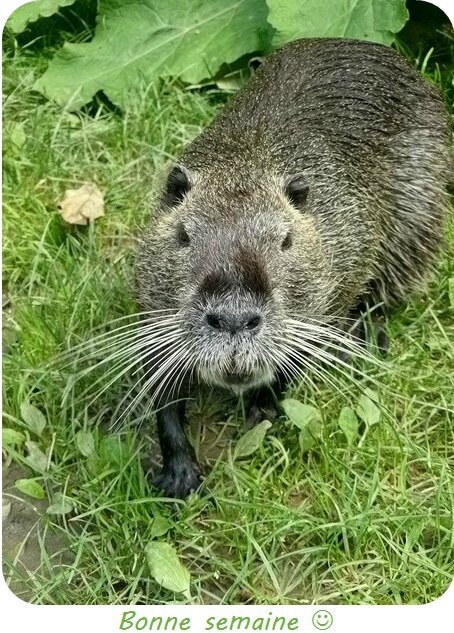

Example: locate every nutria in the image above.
[135,38,451,499]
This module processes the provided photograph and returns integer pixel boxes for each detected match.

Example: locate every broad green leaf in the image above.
[20,402,47,436]
[356,389,381,426]
[15,478,46,499]
[298,418,322,453]
[267,0,409,47]
[34,0,272,109]
[338,406,359,444]
[281,399,320,430]
[7,0,78,33]
[24,441,49,474]
[150,515,172,539]
[145,541,191,598]
[47,492,75,515]
[233,420,272,459]
[76,430,95,457]
[2,428,26,447]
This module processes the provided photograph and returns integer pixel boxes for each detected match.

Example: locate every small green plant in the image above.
[282,399,322,452]
[145,541,191,599]
[233,420,273,459]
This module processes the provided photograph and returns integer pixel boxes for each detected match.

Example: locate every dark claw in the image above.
[153,458,203,499]
[245,402,278,429]
[244,380,281,430]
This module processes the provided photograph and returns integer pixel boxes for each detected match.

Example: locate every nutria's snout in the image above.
[223,371,254,385]
[201,307,267,388]
[204,312,263,334]
[188,270,279,392]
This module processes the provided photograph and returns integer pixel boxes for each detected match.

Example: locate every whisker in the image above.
[148,345,197,415]
[65,325,184,375]
[286,330,381,377]
[111,341,195,429]
[263,341,296,388]
[274,339,346,397]
[72,328,183,383]
[281,333,384,397]
[285,318,373,351]
[64,309,178,346]
[284,322,385,369]
[286,311,358,326]
[282,325,453,415]
[67,332,183,407]
[77,308,178,331]
[109,341,188,431]
[168,346,198,406]
[60,317,183,360]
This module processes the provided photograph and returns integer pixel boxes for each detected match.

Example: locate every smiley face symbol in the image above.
[312,610,333,630]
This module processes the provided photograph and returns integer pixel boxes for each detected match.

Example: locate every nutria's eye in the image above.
[176,223,190,247]
[281,232,292,250]
[285,177,309,208]
[164,166,190,207]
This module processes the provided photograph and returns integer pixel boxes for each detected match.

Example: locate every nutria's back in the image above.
[185,38,448,169]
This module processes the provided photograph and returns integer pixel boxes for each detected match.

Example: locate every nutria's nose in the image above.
[205,312,262,334]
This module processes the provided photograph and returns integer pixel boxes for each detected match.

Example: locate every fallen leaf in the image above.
[20,401,47,436]
[338,407,359,445]
[145,541,191,598]
[15,478,46,499]
[75,430,95,457]
[47,492,76,515]
[58,182,104,225]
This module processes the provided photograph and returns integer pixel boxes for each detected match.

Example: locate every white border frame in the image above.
[1,0,453,629]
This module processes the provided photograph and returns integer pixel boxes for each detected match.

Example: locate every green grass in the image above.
[2,41,454,605]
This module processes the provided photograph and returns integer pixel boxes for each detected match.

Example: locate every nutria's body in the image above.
[136,38,451,498]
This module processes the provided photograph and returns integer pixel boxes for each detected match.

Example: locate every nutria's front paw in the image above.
[246,402,278,429]
[153,458,203,499]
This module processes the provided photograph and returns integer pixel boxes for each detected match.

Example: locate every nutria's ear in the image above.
[285,176,309,209]
[161,165,191,208]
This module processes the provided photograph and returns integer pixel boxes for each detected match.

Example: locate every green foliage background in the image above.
[8,0,410,108]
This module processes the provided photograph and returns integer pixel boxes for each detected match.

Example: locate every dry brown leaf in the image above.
[58,182,104,225]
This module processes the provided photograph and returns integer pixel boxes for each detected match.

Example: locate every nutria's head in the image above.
[136,162,361,393]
